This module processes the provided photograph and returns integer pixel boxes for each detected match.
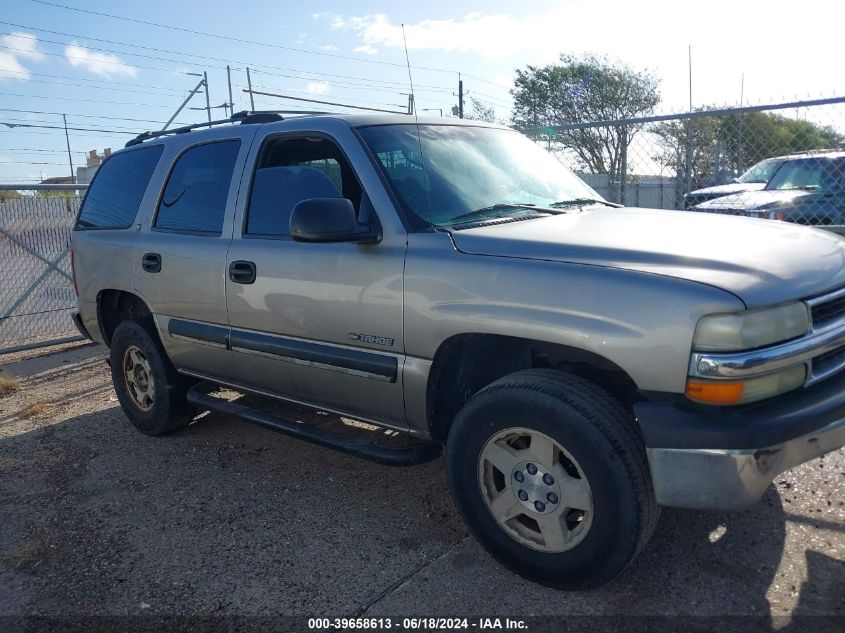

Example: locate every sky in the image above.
[1,0,843,183]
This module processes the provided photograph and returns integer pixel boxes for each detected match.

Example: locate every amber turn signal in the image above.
[685,379,744,405]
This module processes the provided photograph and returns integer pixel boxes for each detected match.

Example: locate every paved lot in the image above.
[0,342,843,624]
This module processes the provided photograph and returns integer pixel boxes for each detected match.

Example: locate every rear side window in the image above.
[75,145,163,229]
[154,140,241,234]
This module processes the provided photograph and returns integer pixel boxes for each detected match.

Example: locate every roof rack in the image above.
[124,110,334,148]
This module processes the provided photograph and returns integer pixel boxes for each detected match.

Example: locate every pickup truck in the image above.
[71,112,845,589]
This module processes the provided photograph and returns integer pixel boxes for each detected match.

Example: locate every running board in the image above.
[186,384,441,467]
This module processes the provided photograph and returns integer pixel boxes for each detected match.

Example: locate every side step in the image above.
[186,384,441,467]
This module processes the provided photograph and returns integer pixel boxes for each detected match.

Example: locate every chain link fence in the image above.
[0,189,85,354]
[527,96,845,231]
[2,97,844,353]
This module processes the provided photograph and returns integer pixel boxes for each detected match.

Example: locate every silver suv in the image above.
[71,112,845,589]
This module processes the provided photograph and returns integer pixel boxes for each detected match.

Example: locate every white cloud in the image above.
[353,45,378,55]
[320,3,845,111]
[0,32,45,81]
[65,42,137,78]
[305,81,330,95]
[2,32,44,61]
[319,44,339,52]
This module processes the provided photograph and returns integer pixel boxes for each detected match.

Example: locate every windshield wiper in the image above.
[449,203,564,225]
[549,197,622,209]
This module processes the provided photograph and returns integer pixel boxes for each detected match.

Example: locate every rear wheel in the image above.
[110,320,195,436]
[446,369,659,589]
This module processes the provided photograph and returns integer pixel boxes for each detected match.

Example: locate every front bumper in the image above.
[646,417,845,509]
[636,368,845,509]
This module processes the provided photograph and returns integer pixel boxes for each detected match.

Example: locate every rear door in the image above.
[225,126,408,427]
[133,128,256,380]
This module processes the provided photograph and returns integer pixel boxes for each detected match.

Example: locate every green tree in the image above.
[651,113,720,189]
[717,111,844,173]
[465,97,498,124]
[511,54,660,181]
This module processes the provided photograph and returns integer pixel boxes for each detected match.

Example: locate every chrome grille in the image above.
[811,291,845,329]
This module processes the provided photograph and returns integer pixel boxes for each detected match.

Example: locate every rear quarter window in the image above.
[154,140,241,234]
[75,145,163,230]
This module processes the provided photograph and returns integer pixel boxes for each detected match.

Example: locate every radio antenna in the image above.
[401,24,415,115]
[401,23,432,225]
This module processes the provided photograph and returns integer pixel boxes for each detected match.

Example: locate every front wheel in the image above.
[446,369,659,589]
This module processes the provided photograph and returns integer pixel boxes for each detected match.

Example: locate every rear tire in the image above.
[109,320,195,436]
[446,369,658,589]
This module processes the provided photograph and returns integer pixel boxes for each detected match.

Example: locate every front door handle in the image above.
[141,252,161,273]
[228,260,256,284]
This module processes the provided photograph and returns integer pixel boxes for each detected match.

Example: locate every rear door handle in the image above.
[228,260,256,284]
[141,252,161,273]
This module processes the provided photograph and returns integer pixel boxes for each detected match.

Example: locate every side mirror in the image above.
[289,198,380,244]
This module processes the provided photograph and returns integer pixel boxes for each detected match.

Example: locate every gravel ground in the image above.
[0,342,843,626]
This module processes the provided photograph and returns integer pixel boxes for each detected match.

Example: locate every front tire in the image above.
[446,369,658,589]
[109,320,195,436]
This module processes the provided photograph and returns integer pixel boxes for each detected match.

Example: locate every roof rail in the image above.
[124,110,335,148]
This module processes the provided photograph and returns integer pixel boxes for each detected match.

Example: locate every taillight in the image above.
[70,249,79,297]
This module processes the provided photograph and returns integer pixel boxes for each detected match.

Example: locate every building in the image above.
[76,148,112,184]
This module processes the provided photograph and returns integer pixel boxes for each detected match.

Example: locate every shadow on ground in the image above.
[0,402,842,624]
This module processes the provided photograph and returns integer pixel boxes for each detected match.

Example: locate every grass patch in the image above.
[0,371,20,397]
[20,401,47,418]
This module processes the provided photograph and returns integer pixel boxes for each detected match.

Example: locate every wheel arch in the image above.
[96,288,156,347]
[426,333,641,444]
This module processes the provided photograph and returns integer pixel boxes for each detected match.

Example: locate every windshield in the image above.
[766,157,845,191]
[358,124,601,227]
[737,158,783,183]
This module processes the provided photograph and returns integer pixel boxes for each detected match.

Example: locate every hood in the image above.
[688,181,767,197]
[448,207,845,307]
[695,188,814,211]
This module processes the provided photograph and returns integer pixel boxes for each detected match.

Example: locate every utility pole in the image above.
[407,93,415,115]
[458,74,464,119]
[203,71,211,123]
[227,65,234,117]
[246,67,255,111]
[62,114,74,183]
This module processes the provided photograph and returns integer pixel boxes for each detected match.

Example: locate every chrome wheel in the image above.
[123,345,155,411]
[477,427,593,553]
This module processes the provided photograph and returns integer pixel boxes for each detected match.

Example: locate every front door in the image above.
[225,132,407,427]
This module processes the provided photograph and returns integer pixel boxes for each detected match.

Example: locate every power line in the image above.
[0,26,457,96]
[24,1,512,92]
[0,70,196,96]
[0,160,73,165]
[1,121,134,135]
[2,92,183,109]
[0,107,190,126]
[0,67,193,93]
[0,36,213,73]
[26,0,466,74]
[1,115,151,132]
[0,43,195,76]
[0,148,86,153]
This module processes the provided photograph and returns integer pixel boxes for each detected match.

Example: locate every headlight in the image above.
[692,302,809,352]
[745,209,785,221]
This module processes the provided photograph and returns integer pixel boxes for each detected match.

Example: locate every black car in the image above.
[693,151,845,225]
